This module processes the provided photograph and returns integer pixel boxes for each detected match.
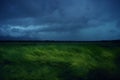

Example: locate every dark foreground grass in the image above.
[0,42,120,80]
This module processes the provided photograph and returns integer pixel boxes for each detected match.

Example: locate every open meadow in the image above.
[0,42,120,80]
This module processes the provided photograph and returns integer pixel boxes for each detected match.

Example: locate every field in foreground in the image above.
[0,42,120,80]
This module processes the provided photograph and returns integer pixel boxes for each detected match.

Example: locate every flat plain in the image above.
[0,42,120,80]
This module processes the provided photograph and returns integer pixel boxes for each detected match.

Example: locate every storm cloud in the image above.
[0,0,120,40]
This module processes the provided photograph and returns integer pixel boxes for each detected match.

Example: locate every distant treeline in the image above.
[0,40,120,43]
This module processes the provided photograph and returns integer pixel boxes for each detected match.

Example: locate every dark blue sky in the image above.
[0,0,120,41]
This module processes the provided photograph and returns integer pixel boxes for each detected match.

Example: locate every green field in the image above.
[0,42,120,80]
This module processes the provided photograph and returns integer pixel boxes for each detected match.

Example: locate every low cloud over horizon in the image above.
[0,0,120,41]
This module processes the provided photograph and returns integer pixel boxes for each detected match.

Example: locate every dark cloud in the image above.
[0,0,120,40]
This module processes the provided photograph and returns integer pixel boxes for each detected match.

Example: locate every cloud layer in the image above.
[0,0,120,40]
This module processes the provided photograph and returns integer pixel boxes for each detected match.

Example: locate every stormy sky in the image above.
[0,0,120,41]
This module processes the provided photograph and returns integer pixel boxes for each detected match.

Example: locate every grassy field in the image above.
[0,42,120,80]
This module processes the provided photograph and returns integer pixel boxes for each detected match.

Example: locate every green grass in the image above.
[0,42,120,80]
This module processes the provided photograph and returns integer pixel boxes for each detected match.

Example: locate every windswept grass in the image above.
[0,42,120,80]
